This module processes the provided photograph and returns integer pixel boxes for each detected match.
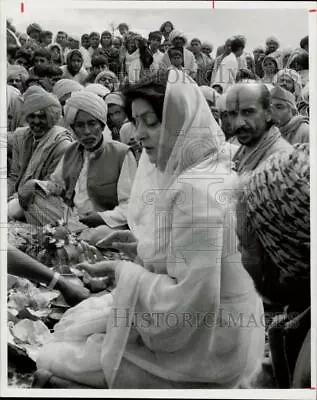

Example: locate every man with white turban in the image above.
[32,90,137,230]
[52,79,83,106]
[8,85,73,221]
[7,64,29,93]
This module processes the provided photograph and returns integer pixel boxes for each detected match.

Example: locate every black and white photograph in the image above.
[1,0,316,396]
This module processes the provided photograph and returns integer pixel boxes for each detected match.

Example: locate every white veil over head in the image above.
[156,68,226,188]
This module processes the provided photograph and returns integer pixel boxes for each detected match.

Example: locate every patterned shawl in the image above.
[245,143,310,284]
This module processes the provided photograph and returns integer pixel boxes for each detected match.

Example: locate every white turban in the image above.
[52,79,83,101]
[200,86,220,106]
[105,92,125,107]
[169,30,187,45]
[22,85,62,128]
[7,64,29,82]
[64,90,108,126]
[85,83,110,98]
[216,93,228,112]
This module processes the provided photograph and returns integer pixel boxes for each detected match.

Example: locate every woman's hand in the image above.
[96,230,138,259]
[75,260,119,279]
[56,278,90,307]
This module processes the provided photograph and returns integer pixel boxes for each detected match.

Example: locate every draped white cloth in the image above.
[37,69,265,388]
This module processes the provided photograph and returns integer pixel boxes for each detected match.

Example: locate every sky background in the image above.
[6,2,309,55]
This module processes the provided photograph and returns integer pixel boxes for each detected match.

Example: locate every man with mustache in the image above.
[29,90,137,230]
[226,83,292,173]
[8,85,72,221]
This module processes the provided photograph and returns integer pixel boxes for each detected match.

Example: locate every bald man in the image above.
[228,84,293,324]
[226,83,293,173]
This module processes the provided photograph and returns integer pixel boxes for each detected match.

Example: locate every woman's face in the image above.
[262,58,277,75]
[69,54,83,73]
[278,76,295,93]
[164,23,173,33]
[132,98,161,164]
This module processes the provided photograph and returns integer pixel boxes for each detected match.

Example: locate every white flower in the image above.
[57,219,65,227]
[49,238,57,244]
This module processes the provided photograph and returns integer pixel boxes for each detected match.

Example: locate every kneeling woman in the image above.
[35,69,265,389]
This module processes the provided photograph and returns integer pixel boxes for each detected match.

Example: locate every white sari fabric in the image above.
[37,69,265,388]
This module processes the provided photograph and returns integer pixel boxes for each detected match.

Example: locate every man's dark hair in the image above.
[190,38,201,45]
[289,51,309,70]
[40,30,52,41]
[118,23,129,30]
[33,64,54,78]
[122,70,169,123]
[89,31,100,38]
[57,31,67,37]
[159,21,174,34]
[91,55,108,68]
[15,48,32,63]
[149,31,163,42]
[258,84,271,110]
[7,44,20,60]
[300,35,308,50]
[81,34,89,40]
[32,48,51,61]
[230,37,245,53]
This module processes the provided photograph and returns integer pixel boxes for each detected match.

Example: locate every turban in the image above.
[26,23,42,35]
[7,65,29,82]
[271,85,297,110]
[7,85,23,132]
[245,143,309,283]
[169,30,187,45]
[95,70,119,84]
[199,86,220,106]
[52,79,83,101]
[85,83,110,98]
[272,69,302,100]
[201,42,213,53]
[64,90,108,127]
[265,35,279,46]
[216,93,227,112]
[105,92,125,107]
[22,85,62,128]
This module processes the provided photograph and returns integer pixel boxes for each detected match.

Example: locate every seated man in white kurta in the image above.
[29,90,137,229]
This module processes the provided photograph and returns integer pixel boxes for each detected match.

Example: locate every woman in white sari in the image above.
[35,69,265,389]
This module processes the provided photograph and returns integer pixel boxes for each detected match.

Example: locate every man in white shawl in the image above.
[35,69,265,389]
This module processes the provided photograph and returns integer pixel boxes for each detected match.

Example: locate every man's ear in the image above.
[265,105,273,123]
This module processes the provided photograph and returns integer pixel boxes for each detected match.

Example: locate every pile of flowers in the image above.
[23,219,103,273]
